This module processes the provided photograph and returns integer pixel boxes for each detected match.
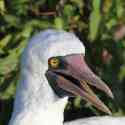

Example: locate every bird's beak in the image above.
[46,54,113,115]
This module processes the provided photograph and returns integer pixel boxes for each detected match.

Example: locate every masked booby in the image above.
[9,29,125,125]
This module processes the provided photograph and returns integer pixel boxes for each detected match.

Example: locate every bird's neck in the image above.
[9,69,68,125]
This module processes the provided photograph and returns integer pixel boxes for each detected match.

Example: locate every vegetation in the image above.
[0,0,125,124]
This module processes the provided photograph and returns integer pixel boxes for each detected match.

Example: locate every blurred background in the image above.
[0,0,125,125]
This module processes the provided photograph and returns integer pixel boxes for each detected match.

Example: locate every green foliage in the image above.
[1,0,125,124]
[54,17,64,29]
[89,0,101,41]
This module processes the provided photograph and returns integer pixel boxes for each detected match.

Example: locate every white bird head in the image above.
[14,29,113,117]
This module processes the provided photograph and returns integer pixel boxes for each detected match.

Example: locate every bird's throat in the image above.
[9,69,68,125]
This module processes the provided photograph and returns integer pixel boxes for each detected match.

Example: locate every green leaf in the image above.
[71,0,84,8]
[74,97,81,108]
[0,52,18,75]
[63,4,74,17]
[89,0,101,41]
[0,78,17,99]
[102,0,112,14]
[0,34,12,54]
[116,0,124,18]
[29,20,51,29]
[0,0,5,15]
[4,14,19,26]
[20,25,33,38]
[106,19,117,30]
[0,34,12,49]
[0,38,27,75]
[10,0,29,15]
[119,65,125,81]
[70,0,84,15]
[54,17,64,30]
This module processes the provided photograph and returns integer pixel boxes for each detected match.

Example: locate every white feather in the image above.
[9,29,85,125]
[65,116,125,125]
[9,29,125,125]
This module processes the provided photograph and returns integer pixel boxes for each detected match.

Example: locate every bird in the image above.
[8,29,125,125]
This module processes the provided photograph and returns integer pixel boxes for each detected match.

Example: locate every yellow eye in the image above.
[49,57,60,68]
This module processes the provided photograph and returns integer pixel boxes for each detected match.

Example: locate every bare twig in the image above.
[56,0,67,16]
[37,11,56,16]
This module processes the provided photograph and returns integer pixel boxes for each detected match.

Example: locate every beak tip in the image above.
[108,90,114,99]
[110,94,114,99]
[102,105,112,115]
[107,109,112,115]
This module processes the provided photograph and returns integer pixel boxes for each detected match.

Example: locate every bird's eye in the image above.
[48,57,60,68]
